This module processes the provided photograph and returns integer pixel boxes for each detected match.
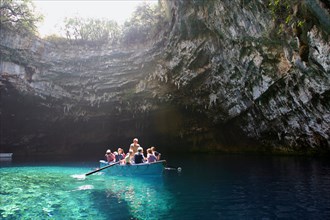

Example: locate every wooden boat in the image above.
[99,160,166,176]
[0,153,13,161]
[0,153,13,158]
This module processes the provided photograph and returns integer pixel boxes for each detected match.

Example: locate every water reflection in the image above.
[101,175,173,220]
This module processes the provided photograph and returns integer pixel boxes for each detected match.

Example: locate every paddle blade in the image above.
[71,174,86,180]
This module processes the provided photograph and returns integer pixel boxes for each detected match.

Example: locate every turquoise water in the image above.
[1,155,330,219]
[0,162,172,220]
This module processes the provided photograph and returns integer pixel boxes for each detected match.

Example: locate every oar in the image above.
[85,161,120,176]
[165,166,182,172]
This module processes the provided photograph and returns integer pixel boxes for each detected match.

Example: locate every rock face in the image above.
[1,0,329,156]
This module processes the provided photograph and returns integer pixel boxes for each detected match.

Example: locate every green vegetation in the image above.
[47,3,168,45]
[63,17,120,45]
[0,0,43,33]
[48,2,168,46]
[1,1,168,46]
[268,0,305,35]
[268,0,320,63]
[121,2,168,44]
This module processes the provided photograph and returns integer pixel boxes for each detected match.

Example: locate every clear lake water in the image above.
[1,154,330,219]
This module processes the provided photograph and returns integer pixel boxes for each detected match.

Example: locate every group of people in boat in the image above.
[104,138,161,165]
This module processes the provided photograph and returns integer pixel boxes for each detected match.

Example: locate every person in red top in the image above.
[105,149,115,163]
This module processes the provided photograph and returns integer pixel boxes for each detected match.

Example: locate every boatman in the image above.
[129,138,141,153]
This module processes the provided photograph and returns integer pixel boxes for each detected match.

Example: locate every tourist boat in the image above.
[0,153,13,158]
[0,153,13,161]
[99,160,166,176]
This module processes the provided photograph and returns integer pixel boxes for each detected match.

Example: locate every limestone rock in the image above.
[1,0,329,155]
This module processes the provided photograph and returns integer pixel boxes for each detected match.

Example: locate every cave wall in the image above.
[1,0,329,156]
[154,0,330,153]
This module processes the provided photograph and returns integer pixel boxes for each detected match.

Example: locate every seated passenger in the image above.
[151,146,161,160]
[147,148,157,163]
[134,147,145,164]
[115,148,125,163]
[105,149,115,163]
[125,150,133,165]
[118,148,125,158]
[129,149,135,164]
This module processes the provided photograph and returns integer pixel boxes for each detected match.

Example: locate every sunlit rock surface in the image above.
[1,0,329,155]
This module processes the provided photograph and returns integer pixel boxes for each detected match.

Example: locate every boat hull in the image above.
[0,153,13,158]
[0,153,13,162]
[100,160,166,176]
